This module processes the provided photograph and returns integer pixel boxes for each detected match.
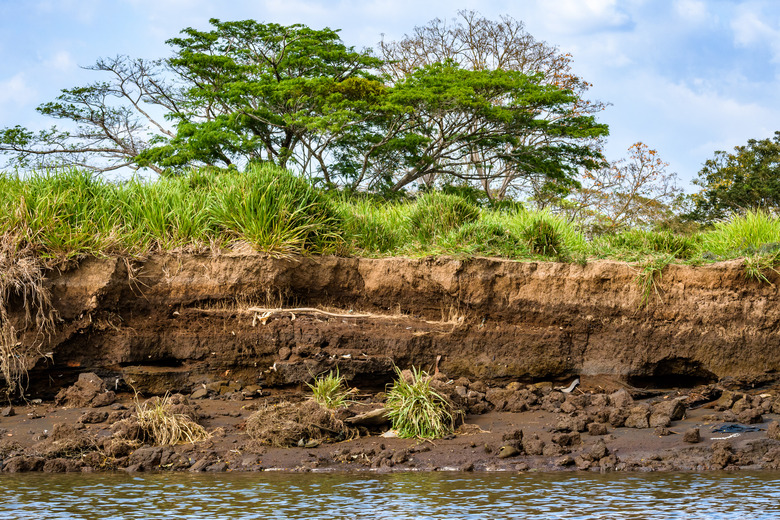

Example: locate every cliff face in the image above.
[14,254,780,395]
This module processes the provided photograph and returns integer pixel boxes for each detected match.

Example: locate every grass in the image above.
[134,393,210,446]
[385,367,455,439]
[634,254,676,308]
[307,369,355,409]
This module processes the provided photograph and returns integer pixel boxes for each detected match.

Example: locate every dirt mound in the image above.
[246,400,352,447]
[54,372,116,408]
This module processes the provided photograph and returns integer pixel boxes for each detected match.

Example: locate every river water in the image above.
[1,471,778,519]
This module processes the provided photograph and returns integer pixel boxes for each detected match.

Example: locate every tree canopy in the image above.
[0,15,608,198]
[689,132,780,222]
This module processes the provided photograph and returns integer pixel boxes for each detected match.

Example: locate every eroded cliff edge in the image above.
[15,254,780,396]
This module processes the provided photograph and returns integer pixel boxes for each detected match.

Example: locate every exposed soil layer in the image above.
[3,253,780,473]
[8,254,780,397]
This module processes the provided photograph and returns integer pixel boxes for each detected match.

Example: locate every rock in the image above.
[497,445,521,458]
[649,413,671,428]
[552,432,581,447]
[78,411,108,424]
[683,428,701,444]
[574,455,592,470]
[1,406,15,417]
[55,372,116,408]
[501,429,523,442]
[608,409,628,428]
[609,389,633,409]
[737,409,763,425]
[2,456,44,473]
[191,387,209,399]
[278,347,292,360]
[654,426,671,436]
[767,421,780,441]
[711,441,734,468]
[555,455,575,466]
[588,423,608,436]
[624,404,651,429]
[599,454,619,472]
[652,397,687,421]
[522,434,545,456]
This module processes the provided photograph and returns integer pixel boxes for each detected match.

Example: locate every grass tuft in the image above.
[385,366,455,439]
[134,393,210,446]
[307,369,355,409]
[634,254,675,308]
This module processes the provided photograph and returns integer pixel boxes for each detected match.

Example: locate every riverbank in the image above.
[2,253,780,473]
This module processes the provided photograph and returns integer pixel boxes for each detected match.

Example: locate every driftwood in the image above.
[344,407,390,427]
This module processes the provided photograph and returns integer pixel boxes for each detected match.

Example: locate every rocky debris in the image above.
[738,409,763,425]
[652,397,687,421]
[711,441,735,469]
[2,456,45,473]
[768,421,780,441]
[552,432,581,448]
[33,423,96,459]
[624,404,651,429]
[588,423,608,436]
[1,406,15,417]
[55,373,116,408]
[78,411,108,424]
[683,428,701,443]
[522,434,545,456]
[497,445,521,458]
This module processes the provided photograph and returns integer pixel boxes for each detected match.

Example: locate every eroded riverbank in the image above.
[2,254,780,473]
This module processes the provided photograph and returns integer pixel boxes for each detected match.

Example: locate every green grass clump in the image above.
[700,210,780,258]
[335,197,403,254]
[385,367,455,439]
[590,229,702,262]
[406,192,480,243]
[743,252,780,284]
[208,166,345,256]
[307,369,354,409]
[635,253,675,308]
[510,209,586,261]
[437,218,529,258]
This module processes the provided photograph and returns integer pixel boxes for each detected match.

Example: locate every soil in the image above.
[2,253,780,473]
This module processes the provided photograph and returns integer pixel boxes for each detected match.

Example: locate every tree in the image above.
[565,142,682,231]
[0,16,607,197]
[0,56,179,174]
[377,10,608,200]
[689,132,780,222]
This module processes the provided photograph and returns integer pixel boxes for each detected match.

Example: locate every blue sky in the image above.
[1,0,779,190]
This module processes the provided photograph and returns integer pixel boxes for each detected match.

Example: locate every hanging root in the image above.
[0,234,57,399]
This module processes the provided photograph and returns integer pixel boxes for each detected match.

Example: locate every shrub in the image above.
[385,367,455,439]
[134,393,210,446]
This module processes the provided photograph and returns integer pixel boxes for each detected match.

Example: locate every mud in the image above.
[2,253,780,473]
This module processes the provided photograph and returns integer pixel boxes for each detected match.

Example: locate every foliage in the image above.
[406,192,480,243]
[590,229,701,262]
[743,252,780,285]
[385,367,455,439]
[700,210,780,258]
[0,16,608,201]
[307,369,354,409]
[378,10,608,201]
[689,131,780,222]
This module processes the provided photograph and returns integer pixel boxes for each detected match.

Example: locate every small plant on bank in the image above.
[743,251,780,285]
[307,369,355,409]
[385,366,455,439]
[134,393,210,446]
[635,254,675,308]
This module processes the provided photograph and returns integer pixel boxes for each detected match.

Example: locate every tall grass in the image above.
[701,210,780,257]
[385,367,456,439]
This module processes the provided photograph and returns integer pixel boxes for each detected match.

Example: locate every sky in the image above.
[1,0,779,190]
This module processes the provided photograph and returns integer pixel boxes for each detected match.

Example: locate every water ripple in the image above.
[1,471,778,519]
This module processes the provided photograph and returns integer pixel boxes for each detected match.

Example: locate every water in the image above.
[1,471,778,519]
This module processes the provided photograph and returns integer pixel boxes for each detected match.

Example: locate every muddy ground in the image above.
[2,372,780,474]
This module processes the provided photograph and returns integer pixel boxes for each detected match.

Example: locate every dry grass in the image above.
[246,400,352,447]
[134,393,210,446]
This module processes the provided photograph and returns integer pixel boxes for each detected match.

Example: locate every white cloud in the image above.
[44,50,76,72]
[731,4,780,61]
[537,0,633,35]
[674,0,714,24]
[0,73,37,108]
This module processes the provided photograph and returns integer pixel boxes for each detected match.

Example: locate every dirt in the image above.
[2,253,780,473]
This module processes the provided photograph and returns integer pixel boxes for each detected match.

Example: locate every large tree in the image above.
[377,10,608,200]
[689,132,780,222]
